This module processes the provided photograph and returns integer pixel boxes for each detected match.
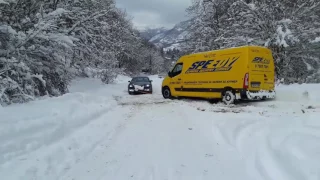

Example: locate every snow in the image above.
[46,8,68,17]
[247,3,256,10]
[113,74,131,83]
[164,43,180,51]
[34,33,78,47]
[0,0,14,4]
[28,73,46,86]
[149,33,165,42]
[304,61,313,71]
[279,19,293,24]
[0,25,17,34]
[0,0,8,4]
[311,37,320,43]
[276,25,292,47]
[1,75,320,180]
[48,33,78,46]
[148,20,190,50]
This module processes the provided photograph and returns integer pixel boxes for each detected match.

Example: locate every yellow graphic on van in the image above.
[252,57,270,64]
[185,57,240,74]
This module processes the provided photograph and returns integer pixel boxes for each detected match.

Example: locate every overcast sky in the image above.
[116,0,191,30]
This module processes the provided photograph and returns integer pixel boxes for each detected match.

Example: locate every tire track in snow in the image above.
[27,105,133,180]
[96,102,226,180]
[0,105,115,166]
[206,96,320,180]
[59,102,146,180]
[0,100,128,180]
[216,117,294,180]
[212,121,235,148]
[233,120,264,154]
[95,104,161,180]
[238,115,320,180]
[113,93,172,107]
[253,135,306,180]
[133,166,157,180]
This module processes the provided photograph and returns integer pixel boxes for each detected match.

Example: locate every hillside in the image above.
[141,20,192,51]
[139,27,168,41]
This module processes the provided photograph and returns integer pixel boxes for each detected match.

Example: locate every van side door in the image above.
[169,63,184,96]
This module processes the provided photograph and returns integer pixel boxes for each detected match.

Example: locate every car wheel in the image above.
[162,87,172,99]
[222,90,235,105]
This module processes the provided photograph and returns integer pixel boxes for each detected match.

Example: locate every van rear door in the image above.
[248,48,275,91]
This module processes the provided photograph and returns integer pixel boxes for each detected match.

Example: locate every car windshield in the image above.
[131,77,149,82]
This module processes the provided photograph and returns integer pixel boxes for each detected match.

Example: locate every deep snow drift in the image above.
[0,75,319,180]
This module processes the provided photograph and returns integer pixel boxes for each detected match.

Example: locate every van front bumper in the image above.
[238,89,276,100]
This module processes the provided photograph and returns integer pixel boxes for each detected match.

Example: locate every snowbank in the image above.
[69,77,105,93]
[69,74,132,93]
[276,83,320,103]
[0,77,128,180]
[113,74,131,84]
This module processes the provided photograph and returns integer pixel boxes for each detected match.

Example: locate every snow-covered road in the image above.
[1,75,320,180]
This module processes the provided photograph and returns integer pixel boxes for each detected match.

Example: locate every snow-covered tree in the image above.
[0,3,75,105]
[228,0,320,83]
[184,0,320,83]
[0,0,163,106]
[184,0,239,53]
[134,39,166,75]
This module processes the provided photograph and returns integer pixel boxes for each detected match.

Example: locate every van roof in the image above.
[183,45,269,58]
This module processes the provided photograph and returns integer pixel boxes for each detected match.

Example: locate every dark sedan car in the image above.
[128,76,153,95]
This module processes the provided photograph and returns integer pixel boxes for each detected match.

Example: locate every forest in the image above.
[0,0,166,105]
[182,0,320,84]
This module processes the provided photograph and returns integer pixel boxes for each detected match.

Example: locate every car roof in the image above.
[132,76,149,79]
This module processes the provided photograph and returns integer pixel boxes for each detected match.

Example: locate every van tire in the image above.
[222,90,236,105]
[162,87,172,99]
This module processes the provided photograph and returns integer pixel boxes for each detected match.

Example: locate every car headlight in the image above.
[146,84,150,87]
[129,84,133,87]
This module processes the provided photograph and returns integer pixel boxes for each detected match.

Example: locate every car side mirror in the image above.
[128,81,130,83]
[150,80,153,82]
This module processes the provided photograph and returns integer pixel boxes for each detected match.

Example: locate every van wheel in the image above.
[222,90,236,105]
[162,87,172,99]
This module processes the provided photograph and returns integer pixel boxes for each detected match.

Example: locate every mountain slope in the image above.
[141,20,192,51]
[139,27,168,41]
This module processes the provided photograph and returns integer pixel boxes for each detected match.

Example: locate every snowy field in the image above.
[1,75,320,180]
